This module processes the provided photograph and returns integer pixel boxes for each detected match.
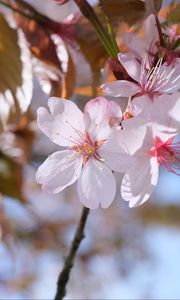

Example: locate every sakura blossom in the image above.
[116,93,180,208]
[102,53,180,117]
[36,97,123,209]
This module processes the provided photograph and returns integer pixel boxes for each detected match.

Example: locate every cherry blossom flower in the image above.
[117,93,180,207]
[36,97,123,209]
[102,54,180,117]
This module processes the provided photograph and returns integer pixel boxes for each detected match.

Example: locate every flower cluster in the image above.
[36,14,180,209]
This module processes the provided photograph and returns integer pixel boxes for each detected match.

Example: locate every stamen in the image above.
[65,120,84,140]
[71,135,105,165]
[139,55,180,97]
[55,131,80,145]
[146,57,163,90]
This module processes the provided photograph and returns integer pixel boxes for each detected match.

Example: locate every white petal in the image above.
[78,159,116,209]
[121,117,148,155]
[158,61,180,94]
[36,150,82,193]
[102,80,140,97]
[146,93,180,140]
[131,95,154,118]
[84,97,122,141]
[121,157,159,207]
[98,130,132,172]
[37,98,85,147]
[122,32,146,60]
[118,53,141,82]
[144,14,159,54]
[167,92,180,130]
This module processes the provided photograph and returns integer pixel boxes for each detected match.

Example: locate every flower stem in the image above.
[54,206,90,300]
[155,14,165,48]
[73,0,118,57]
[105,15,119,55]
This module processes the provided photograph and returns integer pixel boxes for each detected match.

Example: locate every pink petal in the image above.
[102,80,140,98]
[121,157,159,207]
[144,14,159,55]
[158,60,180,94]
[132,93,180,141]
[84,97,122,141]
[48,97,84,131]
[131,95,154,118]
[36,150,82,193]
[166,93,180,128]
[118,53,141,82]
[98,130,132,172]
[121,117,148,155]
[77,159,116,209]
[149,93,180,140]
[151,93,180,124]
[37,98,84,147]
[122,32,146,60]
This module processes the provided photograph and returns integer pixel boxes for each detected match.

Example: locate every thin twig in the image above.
[73,0,117,57]
[54,206,90,300]
[155,14,165,47]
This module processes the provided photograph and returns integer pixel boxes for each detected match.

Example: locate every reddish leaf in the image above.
[14,16,62,69]
[99,0,145,25]
[12,1,76,98]
[0,154,26,203]
[0,13,32,132]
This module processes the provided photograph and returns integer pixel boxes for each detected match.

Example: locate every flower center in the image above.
[75,142,96,155]
[71,132,105,164]
[147,137,180,175]
[138,56,179,99]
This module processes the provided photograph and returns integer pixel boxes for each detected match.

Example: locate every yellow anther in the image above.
[168,153,176,163]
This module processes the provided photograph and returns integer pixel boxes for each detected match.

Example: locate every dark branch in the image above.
[54,206,90,300]
[155,14,165,48]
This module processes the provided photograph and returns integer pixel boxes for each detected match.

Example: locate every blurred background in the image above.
[0,0,180,299]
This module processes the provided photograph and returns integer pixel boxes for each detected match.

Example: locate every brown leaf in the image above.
[0,14,32,131]
[13,1,75,98]
[33,46,75,98]
[75,1,146,90]
[166,3,180,25]
[0,110,35,164]
[99,0,145,26]
[14,15,61,69]
[0,154,26,203]
[33,58,63,97]
[61,50,76,98]
[75,15,108,91]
